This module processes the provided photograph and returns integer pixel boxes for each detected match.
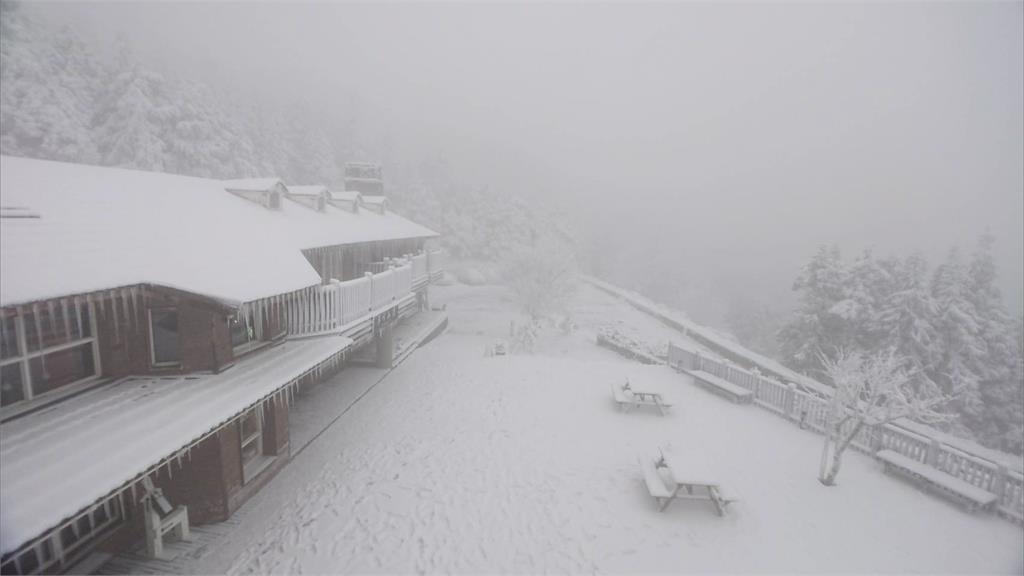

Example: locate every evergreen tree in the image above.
[877,253,940,377]
[0,3,99,163]
[779,245,852,376]
[94,38,171,171]
[964,234,1023,451]
[930,249,985,439]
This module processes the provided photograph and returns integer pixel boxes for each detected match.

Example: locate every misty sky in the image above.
[35,1,1024,316]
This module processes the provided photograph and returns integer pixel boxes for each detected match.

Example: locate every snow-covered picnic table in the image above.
[640,449,737,515]
[610,380,672,415]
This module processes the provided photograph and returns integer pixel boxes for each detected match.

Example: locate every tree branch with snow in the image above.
[817,348,953,486]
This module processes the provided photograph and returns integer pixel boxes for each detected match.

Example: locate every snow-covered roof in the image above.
[222,177,285,192]
[0,335,352,555]
[0,156,437,307]
[330,190,363,203]
[287,185,330,197]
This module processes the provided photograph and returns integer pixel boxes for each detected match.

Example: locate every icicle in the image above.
[46,300,58,339]
[129,287,139,330]
[95,292,105,317]
[60,299,71,340]
[32,303,44,351]
[111,293,120,343]
[121,289,131,333]
[167,460,173,480]
[73,297,83,338]
[130,482,136,503]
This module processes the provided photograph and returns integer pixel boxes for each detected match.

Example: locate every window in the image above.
[0,302,99,409]
[240,406,272,483]
[149,308,180,366]
[1,496,121,574]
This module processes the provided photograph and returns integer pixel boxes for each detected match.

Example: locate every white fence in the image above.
[667,342,1024,524]
[410,253,428,286]
[427,249,445,280]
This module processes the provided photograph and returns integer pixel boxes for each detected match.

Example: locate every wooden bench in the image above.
[611,381,673,415]
[687,370,753,404]
[141,477,192,560]
[875,450,998,513]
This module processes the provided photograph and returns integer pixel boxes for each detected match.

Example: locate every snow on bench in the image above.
[875,450,998,513]
[686,370,753,404]
[639,457,675,510]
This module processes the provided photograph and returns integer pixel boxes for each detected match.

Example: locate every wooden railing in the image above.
[667,341,1024,524]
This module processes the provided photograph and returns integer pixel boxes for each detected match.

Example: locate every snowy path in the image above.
[195,284,1021,574]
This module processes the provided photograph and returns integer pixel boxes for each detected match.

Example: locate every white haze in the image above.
[34,1,1024,320]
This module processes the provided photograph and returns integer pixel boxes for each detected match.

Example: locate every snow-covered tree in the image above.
[1,4,100,162]
[502,240,578,323]
[929,248,986,439]
[817,348,952,486]
[877,253,940,376]
[779,245,853,374]
[94,38,172,171]
[963,234,1023,451]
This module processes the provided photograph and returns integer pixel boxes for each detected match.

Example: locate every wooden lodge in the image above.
[0,156,447,575]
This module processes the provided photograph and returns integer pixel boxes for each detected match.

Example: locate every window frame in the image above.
[240,406,273,483]
[148,307,181,367]
[0,302,101,411]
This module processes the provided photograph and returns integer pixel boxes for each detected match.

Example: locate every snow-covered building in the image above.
[0,155,446,575]
[342,161,383,196]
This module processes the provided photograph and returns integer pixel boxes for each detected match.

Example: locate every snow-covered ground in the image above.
[190,282,1021,574]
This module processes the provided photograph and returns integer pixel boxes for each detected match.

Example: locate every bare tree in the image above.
[817,349,952,486]
[502,243,577,322]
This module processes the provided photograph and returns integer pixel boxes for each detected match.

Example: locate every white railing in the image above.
[338,275,371,326]
[394,263,413,297]
[410,253,428,285]
[370,269,396,311]
[280,262,430,339]
[427,249,446,279]
[667,341,1024,524]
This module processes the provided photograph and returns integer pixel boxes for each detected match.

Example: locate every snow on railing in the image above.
[666,340,1024,524]
[427,248,446,279]
[338,275,371,327]
[394,263,413,297]
[282,267,413,338]
[370,269,396,311]
[410,253,428,285]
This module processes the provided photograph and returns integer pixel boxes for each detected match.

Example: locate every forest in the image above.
[779,238,1024,454]
[0,2,572,266]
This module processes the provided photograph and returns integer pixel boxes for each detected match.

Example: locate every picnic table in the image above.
[640,449,738,515]
[610,380,672,415]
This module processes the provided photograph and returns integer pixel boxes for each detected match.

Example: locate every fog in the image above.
[35,1,1024,319]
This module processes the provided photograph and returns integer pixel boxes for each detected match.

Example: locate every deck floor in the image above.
[94,311,448,575]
